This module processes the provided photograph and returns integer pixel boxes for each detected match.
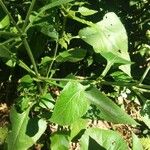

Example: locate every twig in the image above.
[22,0,36,31]
[139,63,150,84]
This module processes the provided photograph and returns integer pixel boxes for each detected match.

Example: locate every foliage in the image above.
[0,0,149,149]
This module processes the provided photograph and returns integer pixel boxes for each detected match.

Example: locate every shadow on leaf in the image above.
[88,136,106,150]
[26,117,39,137]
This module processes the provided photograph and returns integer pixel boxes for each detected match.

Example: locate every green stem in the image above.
[0,31,19,37]
[139,63,150,84]
[0,0,42,93]
[47,15,67,78]
[34,77,64,88]
[138,84,150,90]
[101,61,113,77]
[0,0,22,34]
[0,38,15,45]
[98,80,150,90]
[38,76,150,92]
[99,80,138,87]
[18,60,36,76]
[40,77,87,82]
[46,41,59,78]
[22,38,39,76]
[133,86,150,93]
[22,0,36,31]
[0,0,39,76]
[132,89,146,103]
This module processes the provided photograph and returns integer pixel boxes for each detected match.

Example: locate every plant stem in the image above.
[101,61,113,77]
[138,84,150,90]
[139,63,150,84]
[40,77,87,82]
[37,75,150,92]
[22,0,36,31]
[0,0,43,93]
[132,89,146,103]
[18,60,36,76]
[46,41,59,78]
[0,0,39,76]
[0,0,22,34]
[1,38,16,45]
[0,31,19,37]
[22,38,39,76]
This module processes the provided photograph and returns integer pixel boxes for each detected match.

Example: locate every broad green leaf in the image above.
[79,12,131,76]
[50,133,69,150]
[140,100,150,128]
[0,15,10,29]
[80,128,128,150]
[70,118,88,140]
[85,86,137,125]
[51,81,89,125]
[0,45,12,59]
[56,48,87,62]
[7,107,47,150]
[78,7,98,16]
[132,133,143,150]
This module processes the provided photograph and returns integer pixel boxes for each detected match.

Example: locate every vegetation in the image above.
[0,0,149,149]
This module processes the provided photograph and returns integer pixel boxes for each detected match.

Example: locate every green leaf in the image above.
[40,56,53,66]
[5,59,16,67]
[36,22,58,40]
[70,118,88,140]
[78,6,98,16]
[28,0,74,30]
[7,107,47,150]
[39,93,55,109]
[39,0,74,15]
[0,15,10,29]
[20,75,33,84]
[80,128,129,150]
[111,71,133,82]
[51,81,89,125]
[16,96,30,112]
[140,100,150,128]
[56,48,87,62]
[0,45,12,59]
[132,133,143,150]
[50,133,69,150]
[85,86,137,125]
[79,12,131,76]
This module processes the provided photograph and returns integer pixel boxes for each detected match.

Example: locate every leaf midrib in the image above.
[11,110,29,150]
